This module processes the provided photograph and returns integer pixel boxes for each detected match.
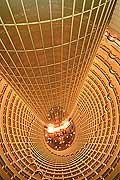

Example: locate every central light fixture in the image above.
[44,107,75,151]
[47,120,70,133]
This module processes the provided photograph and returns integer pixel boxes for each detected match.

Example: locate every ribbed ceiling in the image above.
[0,0,120,180]
[0,0,116,122]
[0,30,120,180]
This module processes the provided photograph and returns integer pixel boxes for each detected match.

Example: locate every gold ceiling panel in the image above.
[0,0,116,122]
[0,30,120,180]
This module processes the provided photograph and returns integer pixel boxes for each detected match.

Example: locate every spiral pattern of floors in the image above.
[0,31,120,180]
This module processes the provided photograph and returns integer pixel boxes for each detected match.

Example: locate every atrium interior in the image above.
[0,0,120,180]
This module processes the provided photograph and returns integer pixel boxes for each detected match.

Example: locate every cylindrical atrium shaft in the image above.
[0,0,116,121]
[0,0,120,180]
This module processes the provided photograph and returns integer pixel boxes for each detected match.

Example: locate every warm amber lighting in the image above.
[47,120,70,133]
[0,0,119,179]
[45,117,75,151]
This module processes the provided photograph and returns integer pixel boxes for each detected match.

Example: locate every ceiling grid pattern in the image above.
[0,0,120,180]
[0,30,120,180]
[0,0,116,121]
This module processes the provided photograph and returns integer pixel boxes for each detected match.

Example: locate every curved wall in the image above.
[0,0,116,120]
[0,31,120,180]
